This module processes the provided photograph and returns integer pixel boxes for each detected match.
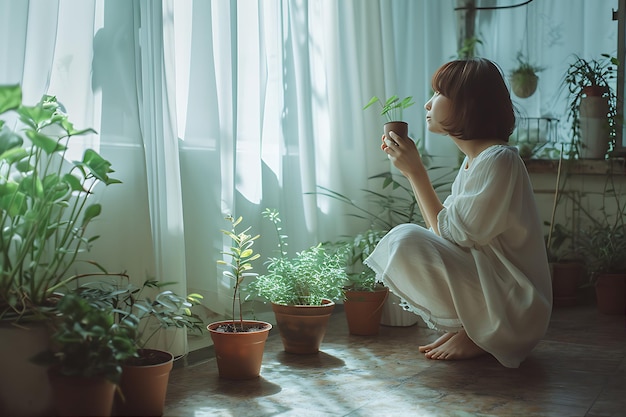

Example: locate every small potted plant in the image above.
[569,171,626,315]
[561,54,617,159]
[207,215,272,379]
[363,95,415,141]
[75,277,204,415]
[248,208,348,354]
[510,52,544,98]
[340,230,389,336]
[31,293,138,417]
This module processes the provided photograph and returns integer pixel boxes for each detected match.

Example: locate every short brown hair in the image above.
[431,58,515,141]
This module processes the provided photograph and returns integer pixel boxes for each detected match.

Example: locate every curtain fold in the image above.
[134,0,188,356]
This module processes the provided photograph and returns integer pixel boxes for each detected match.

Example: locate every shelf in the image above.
[524,158,626,175]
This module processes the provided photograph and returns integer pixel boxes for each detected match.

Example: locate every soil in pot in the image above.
[208,320,272,380]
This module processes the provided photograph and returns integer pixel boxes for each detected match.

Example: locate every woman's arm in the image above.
[383,131,444,234]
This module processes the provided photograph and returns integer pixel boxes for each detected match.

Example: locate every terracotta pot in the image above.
[551,262,584,307]
[384,121,408,141]
[115,349,174,416]
[343,287,389,335]
[0,321,54,417]
[48,370,115,417]
[207,320,272,379]
[595,273,626,315]
[271,299,335,354]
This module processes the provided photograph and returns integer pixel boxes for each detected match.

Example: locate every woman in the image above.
[364,58,552,368]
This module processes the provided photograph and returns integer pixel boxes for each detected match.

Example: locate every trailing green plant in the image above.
[73,277,204,351]
[561,54,618,158]
[248,208,348,306]
[216,215,261,331]
[0,84,120,323]
[363,95,415,123]
[31,292,138,384]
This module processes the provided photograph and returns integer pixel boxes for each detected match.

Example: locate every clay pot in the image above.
[115,349,174,416]
[48,370,115,417]
[207,320,272,379]
[550,262,584,307]
[595,273,626,315]
[384,121,408,141]
[343,287,389,335]
[271,299,335,354]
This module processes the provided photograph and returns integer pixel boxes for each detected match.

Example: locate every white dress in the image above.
[364,145,552,368]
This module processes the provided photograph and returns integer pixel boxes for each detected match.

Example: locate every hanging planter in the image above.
[509,52,544,99]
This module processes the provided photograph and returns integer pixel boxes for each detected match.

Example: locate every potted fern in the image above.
[207,215,272,379]
[248,208,347,354]
[363,95,415,141]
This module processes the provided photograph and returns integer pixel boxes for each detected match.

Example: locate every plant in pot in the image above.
[248,208,348,354]
[0,84,120,416]
[544,154,586,307]
[207,215,272,380]
[562,54,618,159]
[74,277,204,415]
[340,229,389,336]
[363,95,415,142]
[510,52,544,99]
[31,293,138,417]
[573,171,626,315]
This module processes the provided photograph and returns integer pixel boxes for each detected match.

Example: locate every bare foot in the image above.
[418,332,455,353]
[422,329,486,361]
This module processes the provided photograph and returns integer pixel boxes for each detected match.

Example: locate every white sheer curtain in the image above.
[0,0,618,356]
[169,0,455,314]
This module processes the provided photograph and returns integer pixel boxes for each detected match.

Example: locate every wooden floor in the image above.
[164,298,626,417]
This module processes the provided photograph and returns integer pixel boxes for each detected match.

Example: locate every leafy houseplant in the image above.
[31,293,138,416]
[74,278,204,414]
[562,54,618,159]
[74,278,204,354]
[510,52,544,99]
[363,95,415,142]
[0,84,121,323]
[568,169,626,314]
[251,208,348,306]
[207,215,272,379]
[0,84,120,416]
[248,208,347,354]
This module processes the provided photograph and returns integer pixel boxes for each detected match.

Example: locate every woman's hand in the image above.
[381,130,423,176]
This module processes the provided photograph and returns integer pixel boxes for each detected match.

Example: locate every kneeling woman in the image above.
[364,58,552,368]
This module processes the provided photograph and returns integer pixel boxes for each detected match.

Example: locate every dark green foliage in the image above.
[31,293,138,383]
